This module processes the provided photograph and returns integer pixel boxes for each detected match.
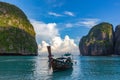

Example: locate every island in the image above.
[0,2,38,55]
[79,22,120,56]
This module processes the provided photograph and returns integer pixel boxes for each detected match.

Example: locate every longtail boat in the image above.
[47,46,73,71]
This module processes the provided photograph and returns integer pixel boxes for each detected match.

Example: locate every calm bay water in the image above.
[0,55,120,80]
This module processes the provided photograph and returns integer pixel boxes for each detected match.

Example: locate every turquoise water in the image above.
[0,56,120,80]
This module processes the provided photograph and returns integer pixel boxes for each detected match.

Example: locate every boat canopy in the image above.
[64,53,71,56]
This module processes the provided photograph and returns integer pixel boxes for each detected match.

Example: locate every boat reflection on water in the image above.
[51,68,73,80]
[48,61,52,69]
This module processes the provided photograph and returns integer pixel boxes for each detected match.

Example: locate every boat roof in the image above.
[64,53,72,56]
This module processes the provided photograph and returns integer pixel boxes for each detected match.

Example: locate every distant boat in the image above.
[47,46,73,71]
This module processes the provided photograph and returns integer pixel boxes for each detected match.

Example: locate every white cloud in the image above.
[65,23,73,28]
[76,18,100,28]
[38,35,79,55]
[64,11,75,16]
[48,11,75,17]
[31,19,79,55]
[48,12,63,17]
[65,18,100,28]
[30,19,59,42]
[38,41,49,53]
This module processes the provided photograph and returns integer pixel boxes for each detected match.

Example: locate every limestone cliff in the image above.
[114,25,120,55]
[79,22,114,56]
[0,2,38,55]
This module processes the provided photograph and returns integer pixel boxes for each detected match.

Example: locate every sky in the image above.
[1,0,120,55]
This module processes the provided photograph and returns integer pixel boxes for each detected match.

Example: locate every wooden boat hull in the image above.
[51,58,73,71]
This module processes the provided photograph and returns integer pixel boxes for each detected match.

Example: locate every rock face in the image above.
[0,2,38,55]
[79,22,114,56]
[114,25,120,55]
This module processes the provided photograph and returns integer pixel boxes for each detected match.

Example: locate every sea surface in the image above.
[0,55,120,80]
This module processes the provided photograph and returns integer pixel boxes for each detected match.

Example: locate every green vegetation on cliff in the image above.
[0,2,37,55]
[79,22,114,56]
[0,2,35,36]
[81,22,113,45]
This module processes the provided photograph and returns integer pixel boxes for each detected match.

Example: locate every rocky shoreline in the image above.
[0,53,37,56]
